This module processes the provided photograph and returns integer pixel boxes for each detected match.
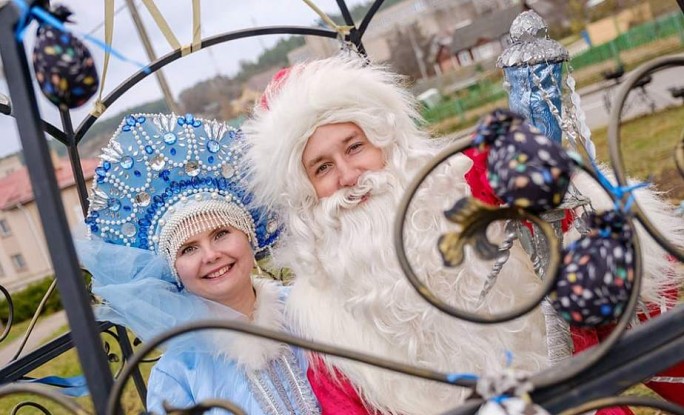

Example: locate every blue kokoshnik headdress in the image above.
[85,113,280,264]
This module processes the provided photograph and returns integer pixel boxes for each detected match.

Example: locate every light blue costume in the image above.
[79,113,320,415]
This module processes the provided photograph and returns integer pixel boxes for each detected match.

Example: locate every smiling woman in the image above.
[76,112,320,414]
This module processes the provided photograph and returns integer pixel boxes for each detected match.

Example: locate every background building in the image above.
[0,156,96,291]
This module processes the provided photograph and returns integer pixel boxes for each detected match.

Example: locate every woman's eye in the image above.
[179,245,196,256]
[215,229,230,239]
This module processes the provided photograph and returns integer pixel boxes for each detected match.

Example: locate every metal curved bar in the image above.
[163,399,246,415]
[393,136,560,324]
[9,279,57,362]
[41,120,69,144]
[675,127,684,177]
[0,284,15,343]
[0,384,89,414]
[357,0,384,37]
[133,335,162,364]
[392,136,645,391]
[0,93,69,143]
[100,327,126,378]
[73,25,339,143]
[607,54,684,262]
[0,114,70,145]
[11,402,52,415]
[559,396,684,415]
[530,162,643,389]
[106,320,476,415]
[0,92,10,115]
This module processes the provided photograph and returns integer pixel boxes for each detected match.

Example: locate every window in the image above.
[457,50,473,66]
[11,254,27,272]
[473,43,498,61]
[0,219,10,237]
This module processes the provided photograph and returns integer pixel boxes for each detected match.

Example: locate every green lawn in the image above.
[0,326,155,414]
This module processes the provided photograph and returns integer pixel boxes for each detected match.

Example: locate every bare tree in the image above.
[387,23,434,81]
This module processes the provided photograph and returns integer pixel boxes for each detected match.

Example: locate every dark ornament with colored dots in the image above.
[551,210,635,327]
[32,4,99,109]
[474,109,573,213]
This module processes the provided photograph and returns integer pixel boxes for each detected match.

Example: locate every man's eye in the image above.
[348,142,363,153]
[315,163,331,176]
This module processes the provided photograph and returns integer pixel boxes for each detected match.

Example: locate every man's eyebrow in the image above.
[341,132,357,144]
[305,131,359,169]
[306,155,324,169]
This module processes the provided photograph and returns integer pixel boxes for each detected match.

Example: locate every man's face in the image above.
[301,122,385,199]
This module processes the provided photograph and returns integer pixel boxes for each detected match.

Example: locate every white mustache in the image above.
[320,170,396,212]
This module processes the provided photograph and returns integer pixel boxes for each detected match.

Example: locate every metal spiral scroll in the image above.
[0,384,89,414]
[393,135,651,404]
[394,136,561,324]
[608,54,684,262]
[0,284,15,343]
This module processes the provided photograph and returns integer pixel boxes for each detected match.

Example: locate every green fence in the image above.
[571,12,684,70]
[422,81,506,124]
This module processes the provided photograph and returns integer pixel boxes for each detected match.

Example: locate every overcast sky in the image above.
[0,0,369,158]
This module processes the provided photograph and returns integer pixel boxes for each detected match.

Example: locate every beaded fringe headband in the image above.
[85,113,281,275]
[159,199,256,267]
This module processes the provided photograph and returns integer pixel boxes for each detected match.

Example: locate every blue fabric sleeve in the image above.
[147,358,195,414]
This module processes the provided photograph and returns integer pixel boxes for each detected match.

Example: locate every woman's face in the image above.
[174,225,254,307]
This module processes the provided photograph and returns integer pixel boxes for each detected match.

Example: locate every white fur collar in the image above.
[217,277,289,370]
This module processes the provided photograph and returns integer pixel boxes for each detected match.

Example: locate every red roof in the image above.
[0,158,98,210]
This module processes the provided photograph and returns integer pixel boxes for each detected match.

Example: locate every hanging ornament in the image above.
[551,210,635,327]
[475,371,550,415]
[474,109,573,213]
[32,4,99,109]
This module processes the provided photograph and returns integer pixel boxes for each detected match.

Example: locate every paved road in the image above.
[578,66,684,129]
[448,66,684,141]
[0,310,67,366]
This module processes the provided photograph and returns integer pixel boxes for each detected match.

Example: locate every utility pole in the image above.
[125,0,181,114]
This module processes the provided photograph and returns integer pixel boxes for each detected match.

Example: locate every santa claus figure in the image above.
[243,56,684,415]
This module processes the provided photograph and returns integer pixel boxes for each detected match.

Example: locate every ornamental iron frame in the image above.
[0,1,683,414]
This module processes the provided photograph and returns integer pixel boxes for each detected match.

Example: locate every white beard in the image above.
[280,151,551,415]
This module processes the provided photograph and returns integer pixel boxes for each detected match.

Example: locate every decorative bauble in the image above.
[32,5,99,109]
[551,210,635,327]
[474,109,573,213]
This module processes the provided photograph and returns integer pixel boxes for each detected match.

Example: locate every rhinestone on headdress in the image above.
[85,113,280,256]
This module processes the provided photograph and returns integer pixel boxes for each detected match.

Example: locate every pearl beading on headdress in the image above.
[159,199,256,267]
[85,112,280,262]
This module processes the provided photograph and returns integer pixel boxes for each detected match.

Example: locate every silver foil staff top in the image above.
[497,10,569,68]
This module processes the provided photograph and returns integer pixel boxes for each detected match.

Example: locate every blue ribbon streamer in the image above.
[591,160,650,213]
[446,373,479,384]
[12,0,150,74]
[18,375,90,397]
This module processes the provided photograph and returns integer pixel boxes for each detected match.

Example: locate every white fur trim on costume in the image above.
[242,56,434,216]
[217,278,288,370]
[282,150,550,415]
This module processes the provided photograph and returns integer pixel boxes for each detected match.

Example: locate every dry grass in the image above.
[590,104,684,201]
